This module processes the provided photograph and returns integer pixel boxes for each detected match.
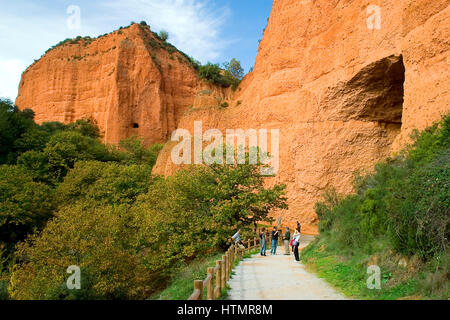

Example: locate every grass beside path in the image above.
[301,237,449,300]
[151,248,260,300]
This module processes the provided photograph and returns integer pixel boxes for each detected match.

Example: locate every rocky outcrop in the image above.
[153,0,449,234]
[16,23,201,145]
[17,1,449,234]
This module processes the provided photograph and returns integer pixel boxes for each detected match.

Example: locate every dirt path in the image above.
[227,235,348,300]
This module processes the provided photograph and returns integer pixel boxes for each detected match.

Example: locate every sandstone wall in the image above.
[154,0,449,234]
[16,1,449,234]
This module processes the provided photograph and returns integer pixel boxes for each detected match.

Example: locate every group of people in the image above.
[231,221,302,261]
[258,221,302,261]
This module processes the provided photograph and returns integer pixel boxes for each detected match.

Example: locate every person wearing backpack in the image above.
[259,228,267,256]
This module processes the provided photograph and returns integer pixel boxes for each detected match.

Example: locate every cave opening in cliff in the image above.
[352,54,405,128]
[331,54,405,132]
[133,123,139,129]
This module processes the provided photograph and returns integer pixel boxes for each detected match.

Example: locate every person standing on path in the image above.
[232,229,245,250]
[292,227,301,261]
[283,227,291,255]
[260,228,267,256]
[270,227,279,255]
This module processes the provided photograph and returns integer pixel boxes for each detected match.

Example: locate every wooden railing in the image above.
[188,237,260,300]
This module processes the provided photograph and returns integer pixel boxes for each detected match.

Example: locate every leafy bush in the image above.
[315,115,450,260]
[9,204,152,300]
[57,161,154,206]
[0,166,55,259]
[159,30,169,41]
[9,152,287,299]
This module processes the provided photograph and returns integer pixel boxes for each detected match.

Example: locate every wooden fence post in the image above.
[221,255,226,289]
[248,239,251,254]
[254,237,257,249]
[226,250,231,281]
[215,261,222,298]
[194,280,203,300]
[207,267,214,300]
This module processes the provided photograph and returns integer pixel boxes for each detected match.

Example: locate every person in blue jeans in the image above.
[271,226,279,255]
[260,228,267,256]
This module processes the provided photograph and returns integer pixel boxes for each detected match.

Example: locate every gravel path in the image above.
[227,235,348,300]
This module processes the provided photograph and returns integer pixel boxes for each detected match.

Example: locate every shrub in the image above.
[159,30,169,42]
[314,115,450,260]
[9,204,152,300]
[9,151,288,299]
[0,165,55,260]
[198,63,230,87]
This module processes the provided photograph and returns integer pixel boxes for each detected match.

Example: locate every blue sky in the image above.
[0,0,272,100]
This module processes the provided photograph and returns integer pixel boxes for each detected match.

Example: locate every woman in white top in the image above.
[292,227,301,261]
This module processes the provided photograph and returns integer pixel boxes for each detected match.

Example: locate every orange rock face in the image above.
[16,23,201,145]
[153,0,449,234]
[17,1,450,234]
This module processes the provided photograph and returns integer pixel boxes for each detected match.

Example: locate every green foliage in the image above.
[152,252,224,300]
[305,115,450,299]
[8,151,287,299]
[0,99,36,164]
[198,63,230,87]
[9,204,152,300]
[0,166,55,259]
[301,238,423,300]
[57,161,154,206]
[119,136,163,167]
[198,60,243,89]
[315,115,449,260]
[223,58,244,81]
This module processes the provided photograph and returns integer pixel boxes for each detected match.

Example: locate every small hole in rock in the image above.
[133,123,139,128]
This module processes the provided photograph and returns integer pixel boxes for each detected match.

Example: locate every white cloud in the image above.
[0,58,27,101]
[101,0,231,62]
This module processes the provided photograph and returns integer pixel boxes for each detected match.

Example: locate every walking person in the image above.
[270,227,279,255]
[232,229,245,250]
[292,227,301,261]
[259,228,267,256]
[283,227,291,255]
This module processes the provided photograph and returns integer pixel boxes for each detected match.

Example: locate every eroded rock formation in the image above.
[153,0,449,233]
[16,23,201,145]
[16,1,450,233]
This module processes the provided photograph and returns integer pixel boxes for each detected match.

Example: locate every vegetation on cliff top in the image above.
[302,114,449,300]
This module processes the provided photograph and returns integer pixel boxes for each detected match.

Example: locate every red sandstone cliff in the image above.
[16,23,201,145]
[16,1,450,233]
[153,0,450,233]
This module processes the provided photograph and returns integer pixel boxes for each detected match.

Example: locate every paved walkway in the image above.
[228,235,348,300]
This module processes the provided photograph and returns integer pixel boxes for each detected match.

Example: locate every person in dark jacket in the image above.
[260,228,267,256]
[270,227,279,255]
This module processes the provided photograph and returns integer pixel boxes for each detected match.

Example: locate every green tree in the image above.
[223,58,244,80]
[0,165,55,260]
[57,161,154,206]
[119,136,163,167]
[159,30,169,41]
[9,204,152,300]
[0,99,36,164]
